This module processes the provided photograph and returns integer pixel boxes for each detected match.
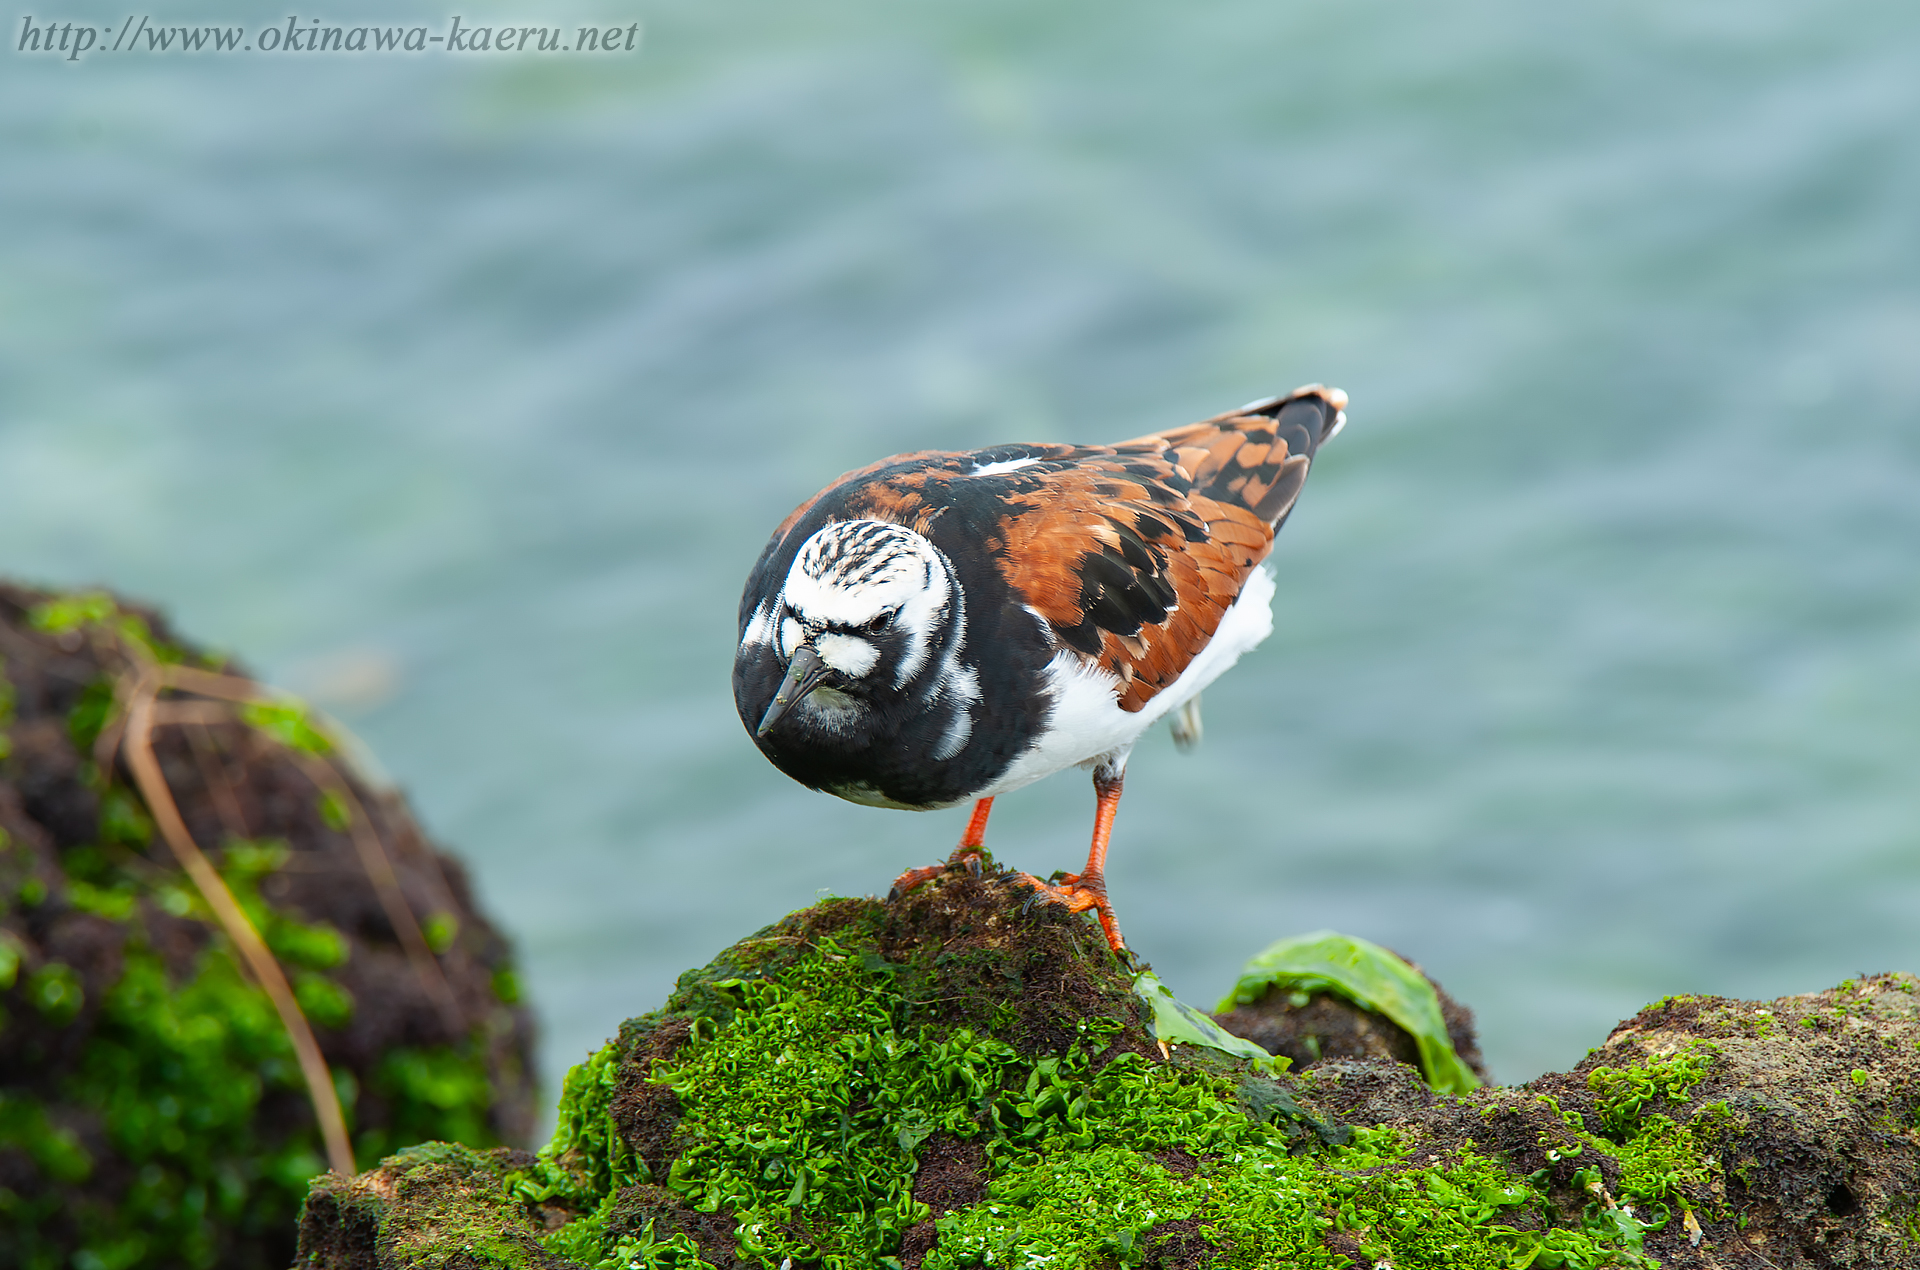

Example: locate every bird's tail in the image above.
[1124,384,1348,527]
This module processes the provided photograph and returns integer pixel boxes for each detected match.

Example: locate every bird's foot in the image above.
[1013,871,1128,953]
[887,865,942,901]
[886,848,989,901]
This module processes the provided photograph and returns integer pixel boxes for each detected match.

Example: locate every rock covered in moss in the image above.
[0,582,538,1270]
[297,1142,569,1270]
[302,861,1920,1269]
[1299,973,1920,1268]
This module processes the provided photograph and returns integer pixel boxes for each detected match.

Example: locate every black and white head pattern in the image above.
[740,519,982,766]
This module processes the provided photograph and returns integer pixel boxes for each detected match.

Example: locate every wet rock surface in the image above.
[0,582,537,1269]
[299,861,1920,1269]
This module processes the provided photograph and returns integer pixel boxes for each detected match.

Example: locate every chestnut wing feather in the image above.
[987,463,1271,710]
[989,386,1344,710]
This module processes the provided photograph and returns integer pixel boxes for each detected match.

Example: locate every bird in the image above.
[733,384,1347,953]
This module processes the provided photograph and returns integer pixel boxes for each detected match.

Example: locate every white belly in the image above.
[971,567,1276,799]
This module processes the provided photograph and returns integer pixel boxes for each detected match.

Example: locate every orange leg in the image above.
[956,797,994,860]
[1016,769,1128,952]
[888,798,995,899]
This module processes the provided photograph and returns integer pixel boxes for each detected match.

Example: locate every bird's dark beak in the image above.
[756,644,832,736]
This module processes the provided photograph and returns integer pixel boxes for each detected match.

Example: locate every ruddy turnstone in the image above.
[734,384,1347,952]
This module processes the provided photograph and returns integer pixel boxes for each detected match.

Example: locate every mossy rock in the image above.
[0,582,538,1269]
[296,861,1920,1269]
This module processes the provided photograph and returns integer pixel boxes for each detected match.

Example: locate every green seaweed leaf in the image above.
[1217,930,1480,1093]
[1131,970,1289,1074]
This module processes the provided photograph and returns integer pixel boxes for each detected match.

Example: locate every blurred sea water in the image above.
[5,0,1920,1127]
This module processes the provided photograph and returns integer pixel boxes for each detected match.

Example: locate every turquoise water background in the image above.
[6,1,1920,1120]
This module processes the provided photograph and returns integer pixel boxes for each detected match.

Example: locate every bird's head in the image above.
[737,519,962,743]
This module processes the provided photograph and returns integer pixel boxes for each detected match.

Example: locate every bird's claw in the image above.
[888,848,989,903]
[1015,872,1075,914]
[947,848,987,877]
[1012,871,1127,953]
[886,862,947,901]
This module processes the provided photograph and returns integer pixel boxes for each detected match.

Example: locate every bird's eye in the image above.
[866,610,895,634]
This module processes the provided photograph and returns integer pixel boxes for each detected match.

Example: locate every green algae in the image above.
[926,1142,1199,1269]
[5,929,328,1268]
[1219,930,1480,1094]
[365,1044,505,1164]
[1610,1107,1726,1216]
[343,1142,564,1270]
[28,589,186,665]
[1582,1049,1726,1225]
[66,675,118,752]
[300,921,1920,1269]
[6,582,538,1268]
[28,590,121,637]
[25,960,85,1023]
[2,835,505,1269]
[241,699,335,756]
[1132,969,1287,1073]
[424,911,462,954]
[922,1090,1657,1270]
[0,652,15,759]
[500,908,1660,1270]
[0,926,22,991]
[0,1092,92,1184]
[1585,1047,1712,1142]
[318,788,353,831]
[520,933,1034,1267]
[1522,1046,1726,1234]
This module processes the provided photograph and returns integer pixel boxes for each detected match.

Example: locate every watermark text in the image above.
[16,15,641,60]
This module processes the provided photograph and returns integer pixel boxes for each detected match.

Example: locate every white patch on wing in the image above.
[929,659,980,761]
[932,710,972,762]
[740,601,776,649]
[970,567,1277,799]
[968,457,1040,477]
[816,632,879,677]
